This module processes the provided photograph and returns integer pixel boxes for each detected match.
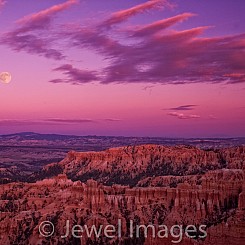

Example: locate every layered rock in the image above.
[0,145,245,244]
[0,170,244,244]
[34,145,245,187]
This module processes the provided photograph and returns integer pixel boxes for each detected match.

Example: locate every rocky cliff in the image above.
[34,145,245,187]
[0,145,244,244]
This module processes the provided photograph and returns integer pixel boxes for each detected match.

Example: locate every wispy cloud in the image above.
[0,118,96,126]
[166,105,198,111]
[2,1,245,85]
[44,118,122,123]
[44,118,96,124]
[17,0,78,27]
[0,0,77,60]
[131,12,195,37]
[167,112,200,119]
[99,0,169,29]
[103,118,122,122]
[142,85,155,90]
[53,2,245,85]
[223,73,245,84]
[0,119,37,126]
[50,64,99,84]
[1,32,64,60]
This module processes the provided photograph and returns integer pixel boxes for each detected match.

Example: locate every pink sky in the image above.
[0,0,245,137]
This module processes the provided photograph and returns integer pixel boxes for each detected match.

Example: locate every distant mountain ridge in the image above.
[1,132,245,147]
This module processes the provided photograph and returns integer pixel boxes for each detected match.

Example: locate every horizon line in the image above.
[1,131,245,139]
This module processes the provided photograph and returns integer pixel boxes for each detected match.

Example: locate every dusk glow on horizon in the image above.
[0,0,245,137]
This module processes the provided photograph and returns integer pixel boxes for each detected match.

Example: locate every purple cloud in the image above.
[61,25,126,58]
[0,0,77,60]
[166,105,198,111]
[0,118,96,126]
[0,119,37,126]
[55,4,245,85]
[1,32,64,60]
[2,1,245,85]
[103,118,122,122]
[50,64,99,84]
[44,118,96,124]
[168,112,200,120]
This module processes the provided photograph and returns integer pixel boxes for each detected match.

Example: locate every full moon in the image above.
[0,72,12,84]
